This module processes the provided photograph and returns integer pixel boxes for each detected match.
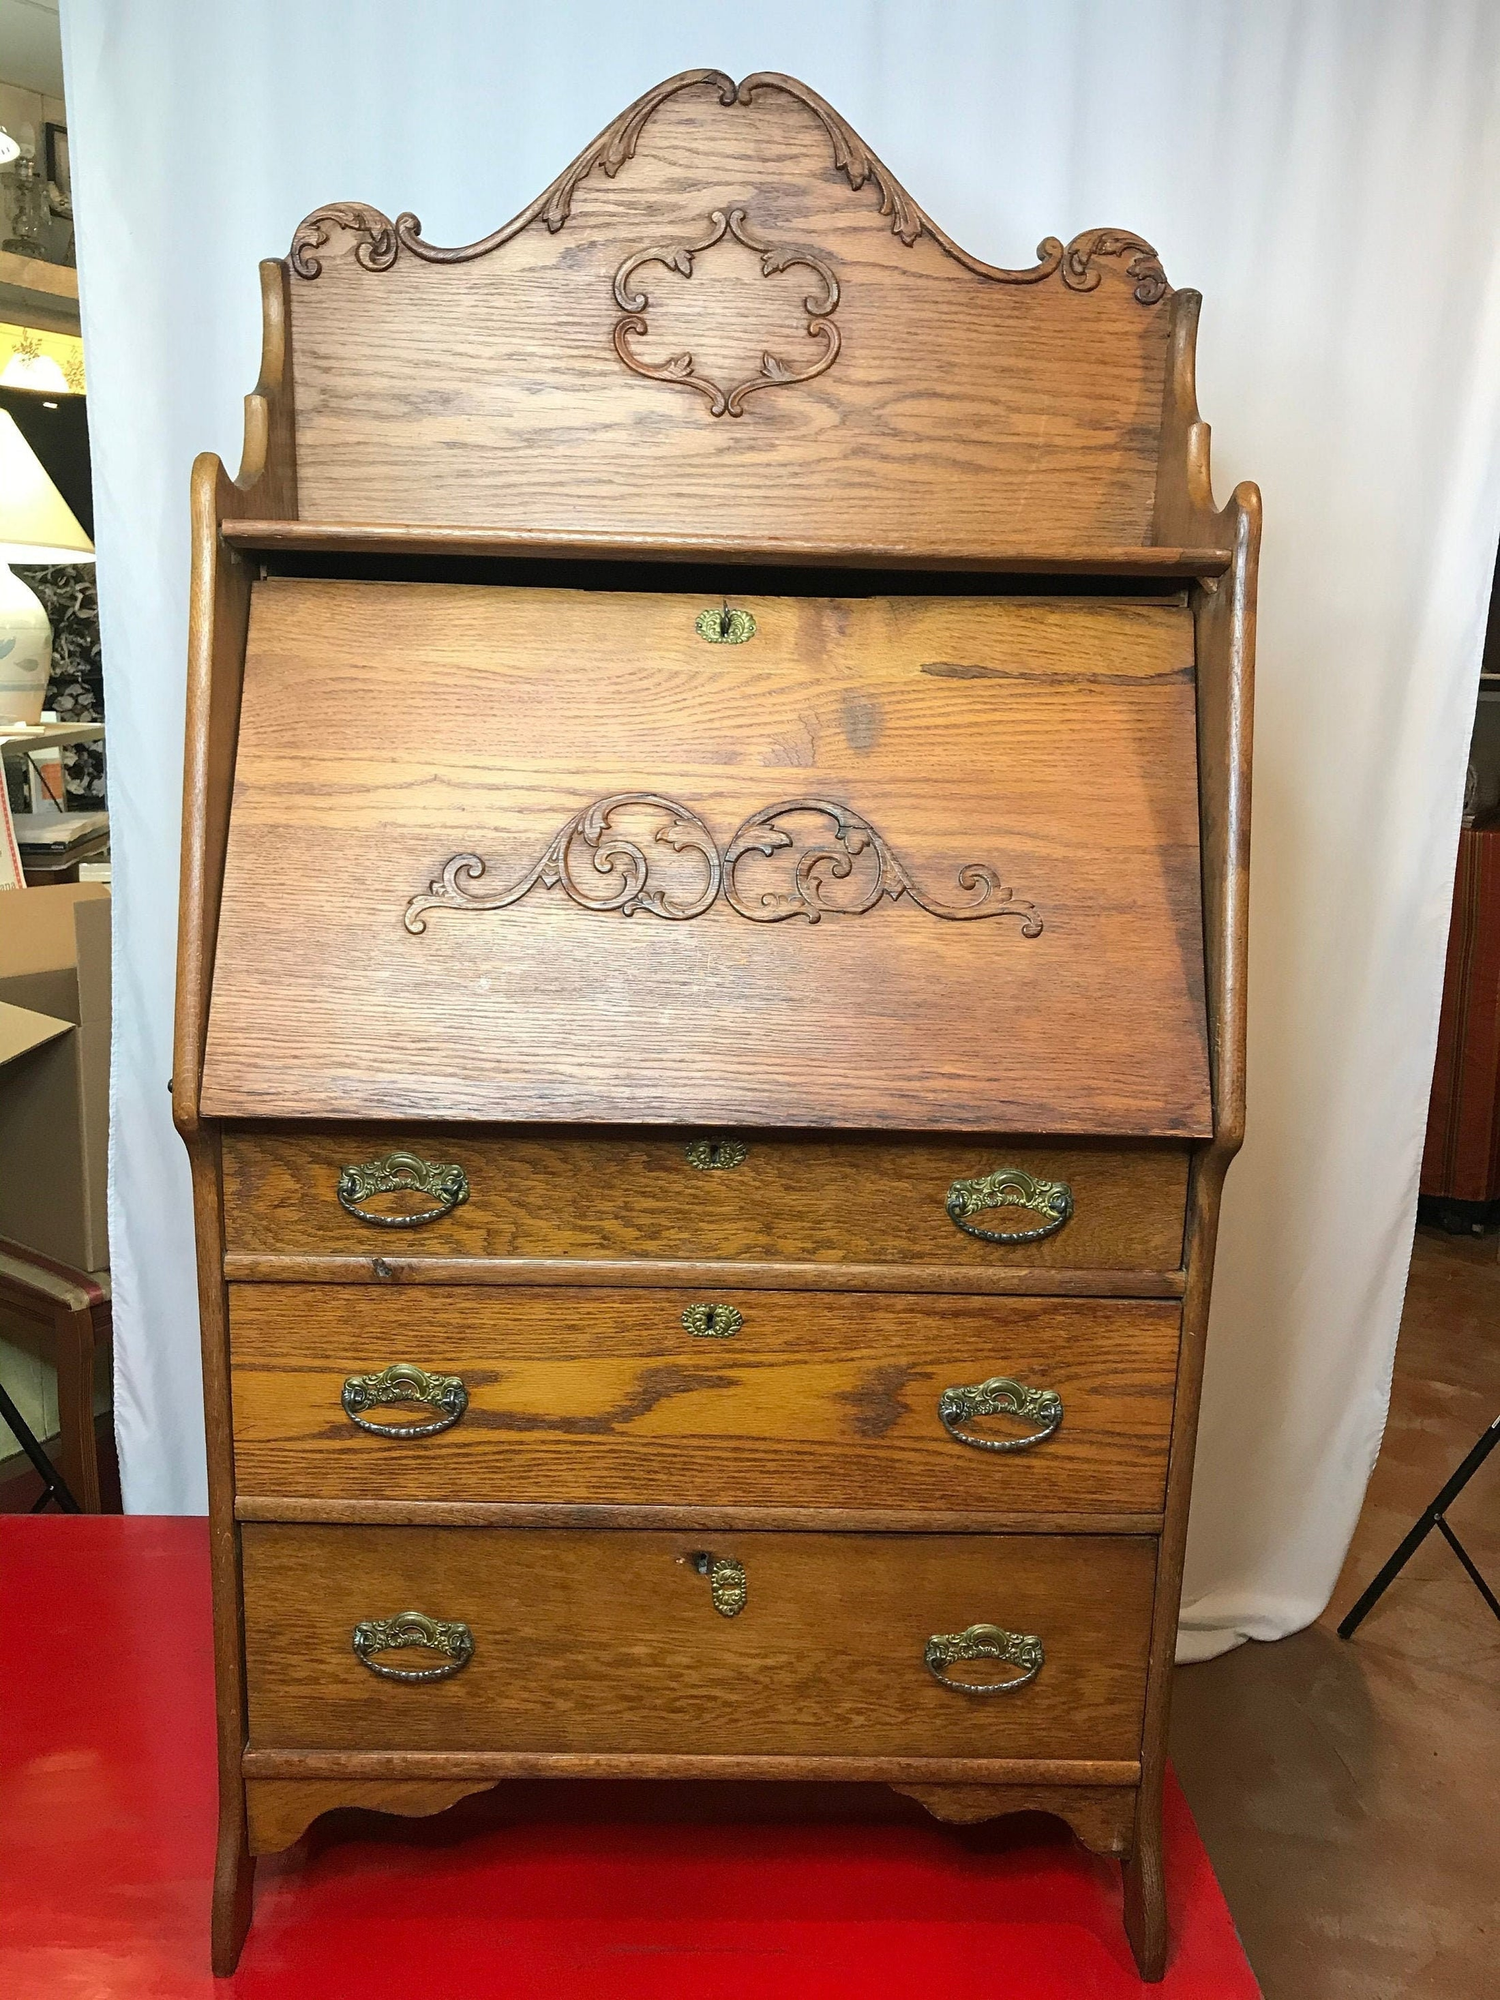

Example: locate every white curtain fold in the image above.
[61,0,1500,1658]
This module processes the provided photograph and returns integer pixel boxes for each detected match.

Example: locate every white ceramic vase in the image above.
[0,563,52,726]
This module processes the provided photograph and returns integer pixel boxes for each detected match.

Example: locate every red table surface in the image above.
[0,1516,1259,1998]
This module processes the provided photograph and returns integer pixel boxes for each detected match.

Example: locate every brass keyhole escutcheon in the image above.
[682,1302,743,1339]
[695,605,756,645]
[686,1551,747,1617]
[684,1136,749,1171]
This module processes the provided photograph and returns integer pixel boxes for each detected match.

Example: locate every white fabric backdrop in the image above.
[62,0,1500,1658]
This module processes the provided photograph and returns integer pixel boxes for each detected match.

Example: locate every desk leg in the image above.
[212,1806,255,1977]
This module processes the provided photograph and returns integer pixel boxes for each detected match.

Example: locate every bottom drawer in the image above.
[242,1525,1155,1761]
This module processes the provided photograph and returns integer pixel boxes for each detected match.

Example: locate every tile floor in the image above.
[1171,1227,1500,1998]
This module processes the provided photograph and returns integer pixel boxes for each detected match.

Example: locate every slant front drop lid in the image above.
[202,583,1210,1132]
[174,66,1258,1986]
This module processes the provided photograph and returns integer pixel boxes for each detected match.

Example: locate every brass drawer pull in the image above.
[352,1611,474,1683]
[687,1550,747,1616]
[938,1375,1062,1452]
[342,1362,469,1438]
[684,1136,749,1171]
[946,1167,1073,1245]
[682,1302,742,1338]
[925,1623,1044,1695]
[337,1150,470,1228]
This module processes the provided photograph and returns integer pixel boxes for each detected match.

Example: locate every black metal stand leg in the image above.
[1339,1415,1499,1638]
[1434,1515,1500,1621]
[0,1377,80,1513]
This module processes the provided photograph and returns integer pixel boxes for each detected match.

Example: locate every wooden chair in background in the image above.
[0,1236,111,1512]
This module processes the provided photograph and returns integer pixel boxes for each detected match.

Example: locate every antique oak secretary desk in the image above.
[175,69,1258,1979]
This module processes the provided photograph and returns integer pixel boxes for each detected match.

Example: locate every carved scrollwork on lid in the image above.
[723,798,1043,931]
[288,203,399,279]
[403,792,722,934]
[613,208,841,417]
[405,793,1042,935]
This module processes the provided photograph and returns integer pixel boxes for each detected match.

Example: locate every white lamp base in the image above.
[0,562,52,727]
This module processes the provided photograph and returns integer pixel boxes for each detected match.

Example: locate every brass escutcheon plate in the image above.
[696,606,756,644]
[684,1137,749,1171]
[688,1551,747,1617]
[682,1302,743,1338]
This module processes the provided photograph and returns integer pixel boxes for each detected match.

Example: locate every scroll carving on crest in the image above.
[288,203,399,279]
[403,794,1041,936]
[613,208,841,416]
[286,69,1168,307]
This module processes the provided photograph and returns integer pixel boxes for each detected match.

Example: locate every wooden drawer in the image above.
[241,1524,1155,1761]
[221,1127,1189,1275]
[231,1286,1177,1514]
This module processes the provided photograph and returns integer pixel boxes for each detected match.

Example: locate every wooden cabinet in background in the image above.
[174,69,1258,1980]
[1421,823,1500,1227]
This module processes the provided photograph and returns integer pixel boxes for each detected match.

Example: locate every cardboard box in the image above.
[0,882,111,1270]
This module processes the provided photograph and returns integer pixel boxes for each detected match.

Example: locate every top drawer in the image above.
[220,1126,1188,1274]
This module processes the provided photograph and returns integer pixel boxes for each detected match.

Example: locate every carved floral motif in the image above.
[404,794,1041,936]
[612,208,841,417]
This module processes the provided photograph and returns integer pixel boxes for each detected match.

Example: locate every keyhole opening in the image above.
[719,602,733,640]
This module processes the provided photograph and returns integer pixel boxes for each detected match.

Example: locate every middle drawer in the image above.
[230,1286,1178,1514]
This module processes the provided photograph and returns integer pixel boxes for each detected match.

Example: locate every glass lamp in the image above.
[0,410,95,726]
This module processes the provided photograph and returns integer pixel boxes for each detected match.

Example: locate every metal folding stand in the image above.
[0,1376,80,1513]
[1339,1414,1499,1637]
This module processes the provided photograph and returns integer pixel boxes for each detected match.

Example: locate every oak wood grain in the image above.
[286,74,1172,557]
[230,1286,1178,1512]
[221,1127,1190,1270]
[201,583,1209,1132]
[241,1524,1155,1761]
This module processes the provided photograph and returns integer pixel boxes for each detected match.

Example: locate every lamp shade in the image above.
[0,409,93,562]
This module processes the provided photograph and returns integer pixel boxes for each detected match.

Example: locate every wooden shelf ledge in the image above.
[222,518,1232,578]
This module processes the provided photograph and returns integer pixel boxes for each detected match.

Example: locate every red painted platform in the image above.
[0,1517,1259,1997]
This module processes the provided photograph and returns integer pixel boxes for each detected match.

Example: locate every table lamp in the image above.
[0,409,94,725]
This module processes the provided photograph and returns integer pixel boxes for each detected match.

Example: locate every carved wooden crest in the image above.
[288,71,1169,418]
